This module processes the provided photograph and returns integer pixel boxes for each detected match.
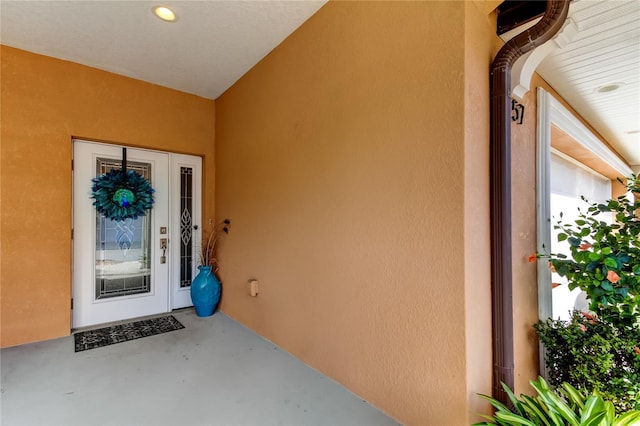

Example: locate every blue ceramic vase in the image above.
[190,265,221,317]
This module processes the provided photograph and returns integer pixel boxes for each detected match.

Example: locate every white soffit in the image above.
[0,0,327,100]
[536,0,640,167]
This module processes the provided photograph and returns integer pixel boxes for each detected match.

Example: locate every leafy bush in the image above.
[539,176,640,324]
[535,311,640,411]
[473,377,640,426]
[531,176,640,411]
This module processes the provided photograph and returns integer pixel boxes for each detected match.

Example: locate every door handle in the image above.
[160,238,167,264]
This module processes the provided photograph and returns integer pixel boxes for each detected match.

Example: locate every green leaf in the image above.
[614,411,640,426]
[558,233,568,242]
[530,377,551,393]
[477,394,511,413]
[520,396,552,426]
[604,257,618,268]
[568,237,581,247]
[494,412,537,426]
[601,281,613,291]
[561,383,585,409]
[527,379,564,426]
[581,412,606,426]
[545,407,565,426]
[502,382,525,416]
[471,421,495,426]
[473,416,498,426]
[543,392,580,426]
[604,401,615,424]
[581,396,605,424]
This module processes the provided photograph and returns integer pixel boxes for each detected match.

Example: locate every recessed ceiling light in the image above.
[153,6,177,22]
[596,83,621,93]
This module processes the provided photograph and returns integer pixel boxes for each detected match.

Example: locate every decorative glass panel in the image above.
[95,158,152,299]
[180,167,193,287]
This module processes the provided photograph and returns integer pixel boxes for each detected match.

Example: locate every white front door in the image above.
[73,141,202,328]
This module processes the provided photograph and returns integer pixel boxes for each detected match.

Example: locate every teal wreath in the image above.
[91,169,155,221]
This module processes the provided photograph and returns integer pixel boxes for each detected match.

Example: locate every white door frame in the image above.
[72,140,202,328]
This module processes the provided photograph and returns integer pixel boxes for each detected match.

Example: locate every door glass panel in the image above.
[180,166,193,287]
[95,158,152,300]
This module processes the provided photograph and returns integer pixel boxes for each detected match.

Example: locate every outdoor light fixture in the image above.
[153,6,177,22]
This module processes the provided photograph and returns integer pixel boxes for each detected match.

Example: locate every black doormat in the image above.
[74,315,184,352]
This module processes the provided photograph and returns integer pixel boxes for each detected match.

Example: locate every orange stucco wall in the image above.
[464,0,499,416]
[215,2,494,423]
[0,45,215,347]
[511,79,541,395]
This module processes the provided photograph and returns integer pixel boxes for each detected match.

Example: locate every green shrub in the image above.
[473,377,640,426]
[532,175,640,412]
[535,311,640,411]
[538,176,640,324]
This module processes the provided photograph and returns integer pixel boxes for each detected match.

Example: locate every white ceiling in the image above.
[536,0,640,167]
[1,0,638,166]
[0,0,326,100]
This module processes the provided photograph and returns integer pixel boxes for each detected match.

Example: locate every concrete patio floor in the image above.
[1,310,399,426]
